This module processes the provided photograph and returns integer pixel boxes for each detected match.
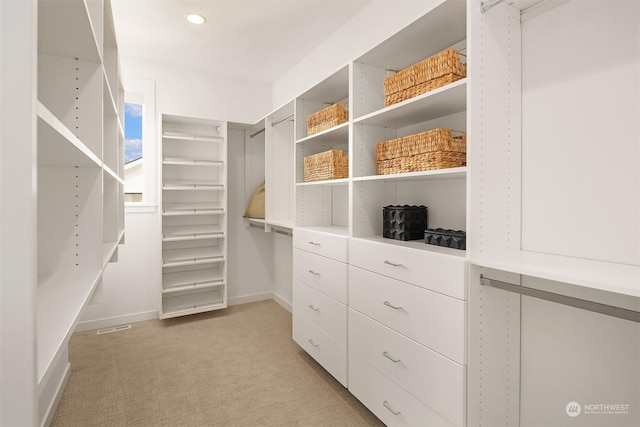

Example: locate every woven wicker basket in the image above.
[304,149,349,182]
[307,103,349,136]
[384,49,466,106]
[376,128,466,175]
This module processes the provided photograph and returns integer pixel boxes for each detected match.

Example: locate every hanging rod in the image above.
[481,0,506,13]
[479,275,640,323]
[271,228,293,237]
[271,113,294,127]
[249,127,265,139]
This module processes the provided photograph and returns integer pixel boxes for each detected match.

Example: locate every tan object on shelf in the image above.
[376,128,466,175]
[307,103,349,136]
[304,149,349,182]
[244,181,265,219]
[384,48,466,106]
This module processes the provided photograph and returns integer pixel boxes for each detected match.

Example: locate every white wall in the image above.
[78,57,273,330]
[124,56,272,124]
[272,0,442,106]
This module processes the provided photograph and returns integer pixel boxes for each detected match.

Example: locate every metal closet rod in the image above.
[271,112,294,127]
[249,127,265,139]
[481,0,506,13]
[479,275,640,323]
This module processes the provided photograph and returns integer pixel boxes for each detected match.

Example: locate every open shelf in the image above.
[162,156,224,166]
[354,79,466,128]
[163,132,224,143]
[296,122,349,145]
[162,203,224,216]
[161,288,226,319]
[296,178,349,187]
[162,224,225,242]
[354,167,466,183]
[473,251,640,299]
[37,105,101,168]
[162,180,224,190]
[38,0,101,63]
[162,267,225,294]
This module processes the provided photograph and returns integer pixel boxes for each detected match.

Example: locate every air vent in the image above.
[96,324,132,335]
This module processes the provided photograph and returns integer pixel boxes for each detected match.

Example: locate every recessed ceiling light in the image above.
[185,13,206,25]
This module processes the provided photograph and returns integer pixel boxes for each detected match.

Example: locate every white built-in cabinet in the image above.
[1,0,124,424]
[468,1,639,426]
[160,115,228,318]
[235,0,638,425]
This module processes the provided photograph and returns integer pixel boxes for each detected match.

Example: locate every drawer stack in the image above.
[348,238,467,426]
[292,229,349,386]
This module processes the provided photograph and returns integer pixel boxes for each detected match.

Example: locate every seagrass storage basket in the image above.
[303,149,349,182]
[307,103,349,136]
[384,48,466,106]
[376,128,466,175]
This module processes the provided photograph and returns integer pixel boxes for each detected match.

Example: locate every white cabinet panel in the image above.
[350,309,465,426]
[293,228,348,263]
[293,280,347,345]
[293,315,347,387]
[349,354,455,427]
[293,248,348,304]
[349,238,467,300]
[350,265,466,364]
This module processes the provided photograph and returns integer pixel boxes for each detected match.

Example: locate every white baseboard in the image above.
[228,292,274,306]
[271,292,292,313]
[74,310,159,333]
[40,362,70,427]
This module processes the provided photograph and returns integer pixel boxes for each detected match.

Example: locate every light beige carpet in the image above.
[51,300,384,427]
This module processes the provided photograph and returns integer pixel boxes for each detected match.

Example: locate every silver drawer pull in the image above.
[308,241,321,246]
[308,269,320,275]
[382,351,401,363]
[383,301,403,310]
[308,304,320,312]
[383,401,401,416]
[383,260,403,267]
[308,339,320,348]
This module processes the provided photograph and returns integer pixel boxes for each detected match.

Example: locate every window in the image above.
[123,78,156,210]
[124,102,143,203]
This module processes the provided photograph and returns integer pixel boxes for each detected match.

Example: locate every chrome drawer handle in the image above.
[308,339,319,348]
[383,401,401,416]
[383,301,403,310]
[308,241,321,246]
[383,260,403,267]
[308,269,320,275]
[382,351,401,363]
[308,304,320,312]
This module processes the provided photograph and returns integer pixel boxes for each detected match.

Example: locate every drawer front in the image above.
[350,266,466,364]
[349,354,455,427]
[349,309,466,427]
[293,228,348,262]
[349,238,466,299]
[293,315,347,386]
[293,248,348,304]
[293,280,347,345]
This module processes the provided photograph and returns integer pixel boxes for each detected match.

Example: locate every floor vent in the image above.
[97,324,132,335]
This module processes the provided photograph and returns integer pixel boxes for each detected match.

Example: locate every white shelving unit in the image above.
[160,115,228,319]
[467,1,640,426]
[265,102,295,232]
[0,0,124,424]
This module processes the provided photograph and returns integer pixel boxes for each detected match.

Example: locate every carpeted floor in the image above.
[51,299,384,426]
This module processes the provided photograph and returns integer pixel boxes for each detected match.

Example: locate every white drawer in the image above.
[293,315,347,387]
[349,238,467,300]
[349,354,455,427]
[350,265,466,364]
[349,309,466,427]
[293,228,348,262]
[293,280,347,345]
[293,248,348,304]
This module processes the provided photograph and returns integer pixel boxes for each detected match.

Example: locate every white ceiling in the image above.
[111,0,371,85]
